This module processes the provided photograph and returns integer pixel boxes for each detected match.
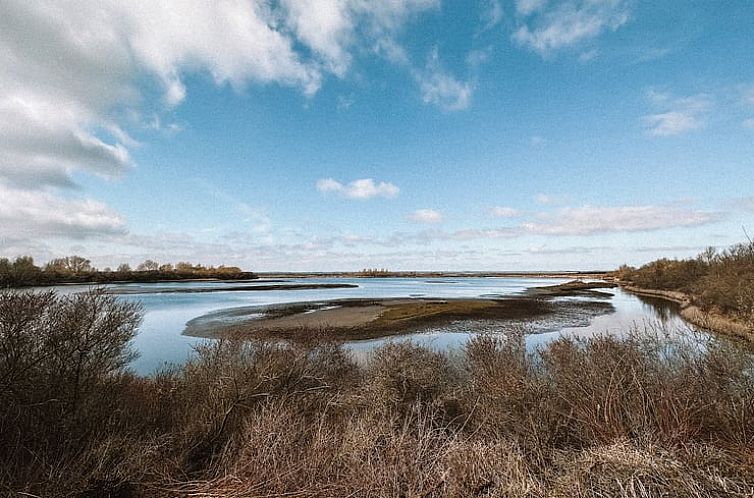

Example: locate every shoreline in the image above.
[621,284,753,343]
[6,272,612,289]
[254,271,613,279]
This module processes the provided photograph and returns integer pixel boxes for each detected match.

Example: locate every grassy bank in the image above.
[616,240,754,340]
[2,290,754,497]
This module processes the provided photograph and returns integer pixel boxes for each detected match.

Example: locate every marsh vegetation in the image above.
[2,289,753,497]
[617,240,754,324]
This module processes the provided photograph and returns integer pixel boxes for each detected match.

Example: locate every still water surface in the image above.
[47,277,692,375]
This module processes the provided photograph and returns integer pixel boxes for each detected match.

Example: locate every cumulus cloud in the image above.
[523,204,722,236]
[0,0,440,250]
[0,184,126,242]
[490,206,522,218]
[408,209,444,224]
[513,0,633,55]
[316,178,400,199]
[643,91,711,137]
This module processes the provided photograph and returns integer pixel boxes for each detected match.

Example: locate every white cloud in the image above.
[445,228,521,240]
[408,209,444,224]
[317,178,400,199]
[385,226,522,245]
[515,0,546,16]
[643,92,711,137]
[277,0,442,78]
[414,49,473,111]
[279,0,354,77]
[743,118,754,130]
[513,0,633,55]
[337,94,356,110]
[578,48,599,63]
[644,111,703,136]
[534,193,570,205]
[0,0,439,250]
[530,135,546,146]
[523,205,722,236]
[0,184,126,241]
[490,206,521,218]
[481,0,504,29]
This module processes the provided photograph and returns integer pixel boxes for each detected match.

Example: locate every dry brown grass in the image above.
[2,290,754,497]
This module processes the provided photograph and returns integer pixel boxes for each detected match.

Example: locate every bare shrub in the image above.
[2,291,754,497]
[0,288,142,494]
[620,240,754,322]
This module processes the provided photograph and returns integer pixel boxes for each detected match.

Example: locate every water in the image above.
[42,277,694,375]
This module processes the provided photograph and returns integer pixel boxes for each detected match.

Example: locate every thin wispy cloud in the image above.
[481,0,503,30]
[513,0,633,55]
[317,178,400,199]
[490,206,522,218]
[386,226,522,245]
[643,90,712,137]
[578,48,599,63]
[523,205,723,236]
[530,135,546,146]
[633,47,672,64]
[408,209,444,224]
[739,197,754,212]
[515,0,546,16]
[534,193,571,205]
[414,48,473,111]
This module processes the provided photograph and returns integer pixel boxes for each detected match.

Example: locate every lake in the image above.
[44,277,694,375]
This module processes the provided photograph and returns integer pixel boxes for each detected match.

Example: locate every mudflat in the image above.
[185,280,616,341]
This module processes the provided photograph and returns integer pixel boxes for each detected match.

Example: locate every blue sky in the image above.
[1,0,753,271]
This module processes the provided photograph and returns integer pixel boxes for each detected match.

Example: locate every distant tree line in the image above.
[0,255,257,288]
[357,268,390,277]
[616,240,754,321]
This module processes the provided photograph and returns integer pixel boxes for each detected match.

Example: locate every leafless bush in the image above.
[620,240,754,321]
[2,291,753,497]
[0,288,142,494]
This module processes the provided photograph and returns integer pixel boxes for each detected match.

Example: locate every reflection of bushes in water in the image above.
[617,240,754,321]
[2,289,754,497]
[635,293,681,324]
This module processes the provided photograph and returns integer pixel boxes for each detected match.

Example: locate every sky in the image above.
[1,0,753,271]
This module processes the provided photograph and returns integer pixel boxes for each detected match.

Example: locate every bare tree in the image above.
[137,259,159,272]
